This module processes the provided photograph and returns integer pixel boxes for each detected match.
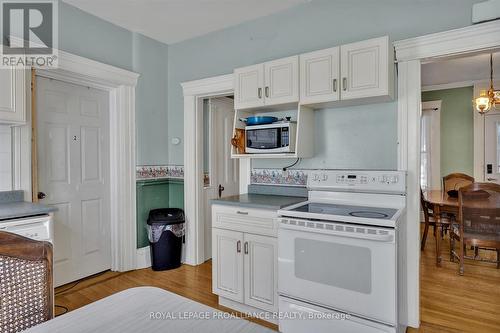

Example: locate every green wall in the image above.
[422,87,474,178]
[136,179,184,248]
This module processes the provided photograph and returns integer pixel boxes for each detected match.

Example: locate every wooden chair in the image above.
[420,189,450,250]
[450,183,500,275]
[443,173,474,193]
[0,231,53,332]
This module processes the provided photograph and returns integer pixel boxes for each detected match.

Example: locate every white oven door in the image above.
[278,219,396,325]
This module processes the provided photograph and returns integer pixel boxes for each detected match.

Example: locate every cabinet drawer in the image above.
[1,222,51,241]
[212,204,278,237]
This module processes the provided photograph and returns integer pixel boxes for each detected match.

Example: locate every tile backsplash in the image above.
[250,168,307,187]
[136,165,184,180]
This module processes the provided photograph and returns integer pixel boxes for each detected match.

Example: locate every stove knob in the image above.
[322,174,328,181]
[313,174,320,181]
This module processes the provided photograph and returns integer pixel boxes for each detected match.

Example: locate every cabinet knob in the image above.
[258,87,262,99]
[237,240,241,253]
[342,77,347,91]
[37,192,46,200]
[244,241,249,254]
[265,86,269,98]
[333,78,337,92]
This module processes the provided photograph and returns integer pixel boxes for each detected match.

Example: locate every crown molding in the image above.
[181,73,233,96]
[394,20,500,62]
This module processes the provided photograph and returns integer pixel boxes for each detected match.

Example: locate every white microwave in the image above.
[245,122,296,154]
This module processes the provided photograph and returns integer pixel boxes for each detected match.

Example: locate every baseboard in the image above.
[218,296,278,325]
[136,246,151,269]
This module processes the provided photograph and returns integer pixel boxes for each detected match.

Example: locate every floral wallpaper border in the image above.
[136,165,184,180]
[250,168,308,187]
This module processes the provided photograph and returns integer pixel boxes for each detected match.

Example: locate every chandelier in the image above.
[475,54,500,114]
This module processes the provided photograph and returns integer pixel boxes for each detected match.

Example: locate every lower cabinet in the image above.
[212,208,278,314]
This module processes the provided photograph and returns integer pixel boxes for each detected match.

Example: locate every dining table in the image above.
[423,189,459,266]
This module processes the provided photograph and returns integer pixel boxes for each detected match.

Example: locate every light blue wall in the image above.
[167,0,480,169]
[59,1,169,165]
[133,34,169,165]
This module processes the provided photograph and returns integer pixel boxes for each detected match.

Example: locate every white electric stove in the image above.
[277,170,407,333]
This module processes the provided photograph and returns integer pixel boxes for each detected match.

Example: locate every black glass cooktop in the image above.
[289,203,398,220]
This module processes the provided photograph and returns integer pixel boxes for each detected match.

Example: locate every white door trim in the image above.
[19,50,139,272]
[182,74,250,265]
[394,20,500,328]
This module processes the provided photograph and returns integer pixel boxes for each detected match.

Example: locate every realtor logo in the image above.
[1,0,58,68]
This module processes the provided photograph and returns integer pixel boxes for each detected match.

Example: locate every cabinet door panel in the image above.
[234,64,264,110]
[244,233,278,312]
[340,36,389,100]
[0,68,26,124]
[300,47,340,104]
[212,228,244,302]
[264,56,299,106]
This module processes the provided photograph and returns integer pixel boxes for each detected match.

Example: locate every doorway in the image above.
[202,97,240,261]
[35,76,112,286]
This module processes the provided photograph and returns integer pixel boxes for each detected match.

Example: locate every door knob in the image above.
[37,192,46,200]
[218,184,225,198]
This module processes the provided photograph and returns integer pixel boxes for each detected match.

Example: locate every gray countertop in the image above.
[0,190,57,221]
[211,193,307,210]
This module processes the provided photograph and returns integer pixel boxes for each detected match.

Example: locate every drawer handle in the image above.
[236,211,248,215]
[237,240,241,253]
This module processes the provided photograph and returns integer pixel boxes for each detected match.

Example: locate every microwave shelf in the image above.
[231,105,314,159]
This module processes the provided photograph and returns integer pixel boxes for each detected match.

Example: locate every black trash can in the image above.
[147,208,185,271]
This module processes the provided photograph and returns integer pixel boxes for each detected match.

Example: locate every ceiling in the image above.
[63,0,309,45]
[421,51,500,87]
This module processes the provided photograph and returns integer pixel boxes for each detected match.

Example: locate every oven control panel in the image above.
[308,170,406,194]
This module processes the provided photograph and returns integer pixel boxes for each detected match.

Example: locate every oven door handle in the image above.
[279,222,395,242]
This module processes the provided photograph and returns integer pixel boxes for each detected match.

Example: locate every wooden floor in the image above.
[55,229,500,333]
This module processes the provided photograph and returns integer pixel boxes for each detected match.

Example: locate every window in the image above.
[420,101,441,190]
[420,112,431,189]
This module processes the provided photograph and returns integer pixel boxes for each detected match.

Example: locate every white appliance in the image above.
[0,214,53,243]
[245,122,296,154]
[277,170,406,333]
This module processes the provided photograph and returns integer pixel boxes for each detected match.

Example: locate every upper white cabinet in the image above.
[264,56,299,106]
[234,56,298,110]
[0,68,27,124]
[300,47,340,104]
[234,64,265,110]
[340,36,393,101]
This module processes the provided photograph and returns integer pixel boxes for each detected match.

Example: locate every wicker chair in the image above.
[450,183,500,275]
[0,231,53,332]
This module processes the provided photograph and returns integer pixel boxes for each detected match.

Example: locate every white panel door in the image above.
[0,68,26,124]
[234,64,264,110]
[244,233,278,312]
[340,36,389,100]
[212,228,244,302]
[264,55,299,106]
[37,76,111,286]
[484,114,500,184]
[300,47,340,104]
[203,97,239,261]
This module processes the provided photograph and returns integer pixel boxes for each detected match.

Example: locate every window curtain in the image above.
[420,111,432,190]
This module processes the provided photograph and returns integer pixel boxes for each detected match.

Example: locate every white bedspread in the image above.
[25,287,276,333]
